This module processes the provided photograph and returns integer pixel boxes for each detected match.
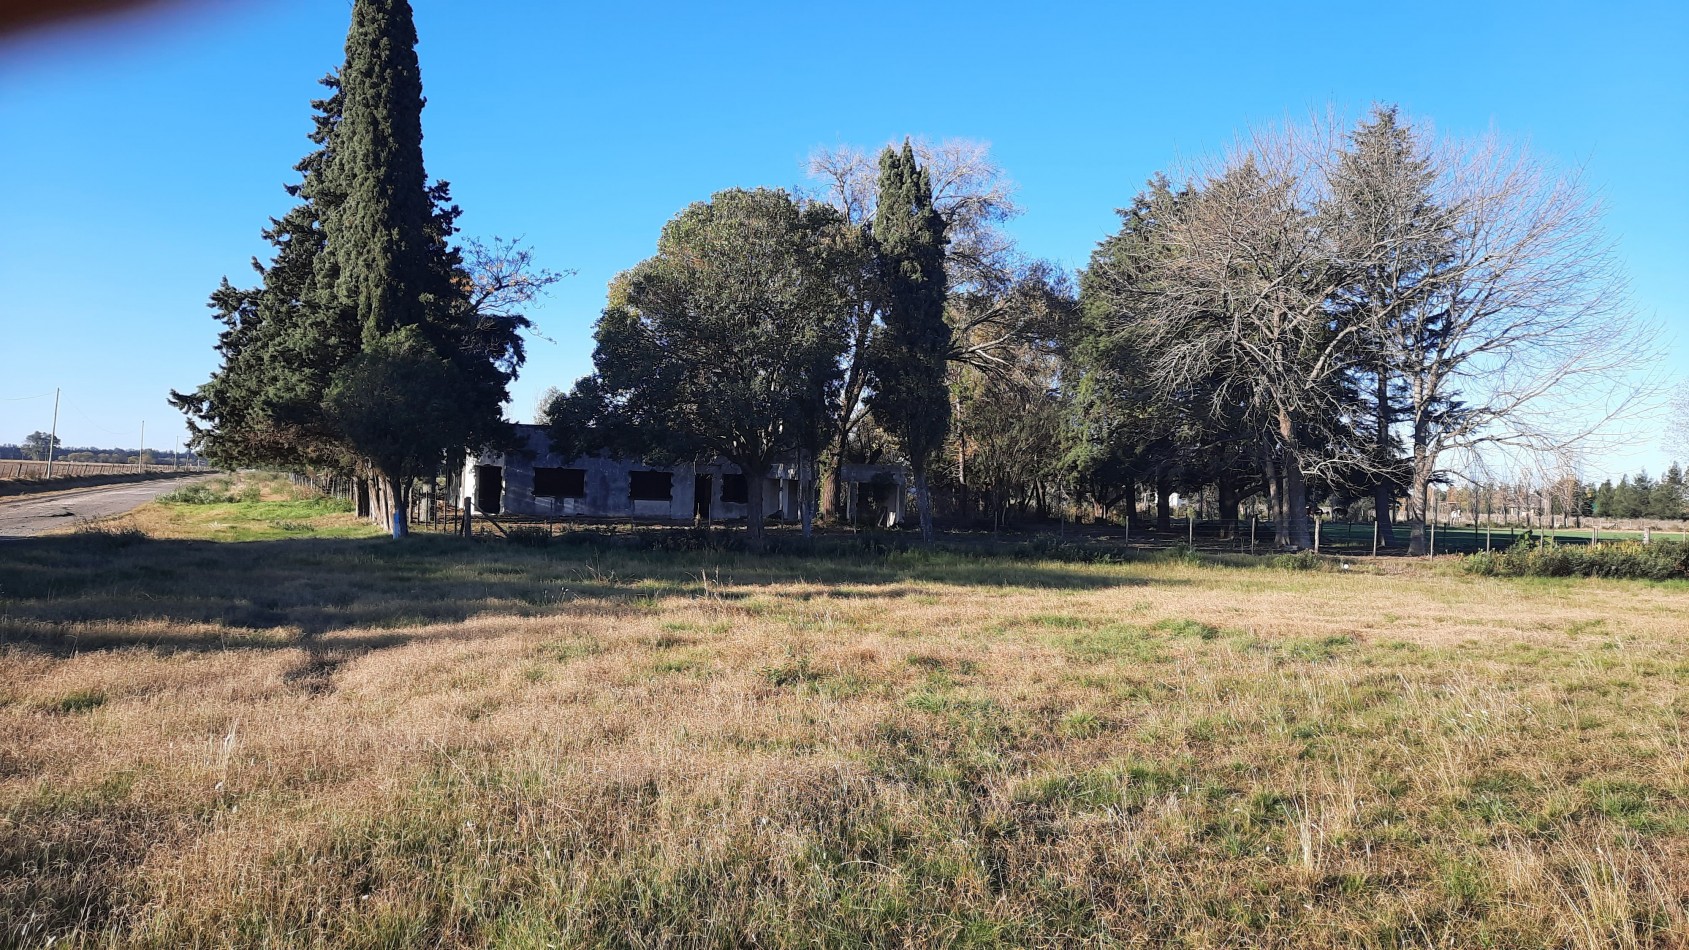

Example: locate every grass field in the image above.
[3,479,1688,947]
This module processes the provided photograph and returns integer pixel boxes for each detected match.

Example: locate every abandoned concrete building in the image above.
[460,424,907,525]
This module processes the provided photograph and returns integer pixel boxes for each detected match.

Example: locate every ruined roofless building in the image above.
[460,425,907,526]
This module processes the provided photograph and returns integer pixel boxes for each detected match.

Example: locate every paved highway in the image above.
[0,477,209,538]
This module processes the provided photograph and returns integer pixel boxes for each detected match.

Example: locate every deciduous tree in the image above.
[548,188,855,542]
[22,431,59,461]
[1382,129,1650,553]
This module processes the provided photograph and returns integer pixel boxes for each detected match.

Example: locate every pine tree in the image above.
[1611,476,1639,518]
[1594,479,1615,517]
[1631,470,1656,520]
[1324,105,1451,552]
[1661,462,1687,520]
[867,140,951,542]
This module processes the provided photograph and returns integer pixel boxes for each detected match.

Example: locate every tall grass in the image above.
[1,476,1686,947]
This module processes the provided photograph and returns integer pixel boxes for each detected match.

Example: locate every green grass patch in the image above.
[49,689,107,714]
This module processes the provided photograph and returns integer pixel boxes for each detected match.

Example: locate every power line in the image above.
[0,391,55,402]
[62,400,129,439]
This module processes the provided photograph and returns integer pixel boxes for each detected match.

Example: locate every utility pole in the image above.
[46,388,60,478]
[139,420,145,472]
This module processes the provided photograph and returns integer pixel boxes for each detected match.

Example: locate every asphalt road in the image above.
[0,477,211,539]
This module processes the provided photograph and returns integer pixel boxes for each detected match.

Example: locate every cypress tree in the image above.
[179,0,532,538]
[322,0,524,537]
[868,140,951,542]
[328,0,433,343]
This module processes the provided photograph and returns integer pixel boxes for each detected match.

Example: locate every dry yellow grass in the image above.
[3,482,1687,947]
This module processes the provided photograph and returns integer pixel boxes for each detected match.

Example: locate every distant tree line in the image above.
[1402,469,1686,529]
[2,437,201,466]
[1592,466,1687,520]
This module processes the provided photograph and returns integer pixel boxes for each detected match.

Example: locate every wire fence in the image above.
[1193,518,1689,556]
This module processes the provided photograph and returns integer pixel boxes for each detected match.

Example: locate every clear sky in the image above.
[1,0,1684,477]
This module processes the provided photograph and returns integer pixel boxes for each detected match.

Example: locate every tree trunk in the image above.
[1155,470,1172,534]
[1276,410,1312,550]
[388,474,409,539]
[1263,451,1286,549]
[1373,366,1398,548]
[1217,471,1239,539]
[956,433,969,523]
[1374,481,1397,549]
[743,464,766,547]
[822,319,871,522]
[799,451,814,540]
[1281,452,1311,550]
[820,464,839,523]
[1406,462,1432,556]
[355,476,371,519]
[915,467,935,543]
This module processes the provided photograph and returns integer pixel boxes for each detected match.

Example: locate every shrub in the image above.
[160,480,238,504]
[504,526,553,548]
[71,522,148,547]
[1461,540,1688,581]
[1272,550,1326,572]
[1161,543,1205,567]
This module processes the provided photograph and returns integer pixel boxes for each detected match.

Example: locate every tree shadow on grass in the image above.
[0,532,1181,658]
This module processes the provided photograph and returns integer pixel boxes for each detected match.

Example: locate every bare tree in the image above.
[1097,112,1655,553]
[1382,132,1655,554]
[805,138,1018,279]
[459,235,571,366]
[803,138,1023,519]
[1665,387,1689,460]
[1125,127,1369,550]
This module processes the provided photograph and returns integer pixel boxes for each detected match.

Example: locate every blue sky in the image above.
[1,0,1684,476]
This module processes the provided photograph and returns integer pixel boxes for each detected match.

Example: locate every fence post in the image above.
[1250,516,1257,555]
[1430,520,1436,557]
[1188,513,1194,548]
[1313,517,1320,553]
[1486,526,1491,552]
[1373,520,1379,558]
[463,495,473,538]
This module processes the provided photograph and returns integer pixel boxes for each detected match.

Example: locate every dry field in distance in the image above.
[2,475,1687,948]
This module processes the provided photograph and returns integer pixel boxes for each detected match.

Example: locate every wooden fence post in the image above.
[463,495,473,538]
